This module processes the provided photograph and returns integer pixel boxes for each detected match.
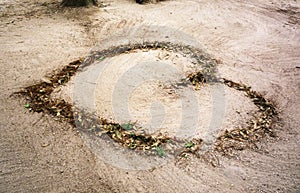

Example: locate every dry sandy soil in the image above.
[0,0,299,192]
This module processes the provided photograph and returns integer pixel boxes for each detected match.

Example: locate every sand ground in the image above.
[0,0,299,192]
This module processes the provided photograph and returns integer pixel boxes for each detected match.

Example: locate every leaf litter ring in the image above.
[15,41,278,167]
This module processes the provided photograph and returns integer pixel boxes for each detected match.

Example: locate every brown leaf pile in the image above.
[215,79,278,155]
[15,60,81,126]
[14,42,278,159]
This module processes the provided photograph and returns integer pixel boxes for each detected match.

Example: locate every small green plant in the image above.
[185,141,195,148]
[121,123,135,131]
[24,103,30,109]
[154,147,166,157]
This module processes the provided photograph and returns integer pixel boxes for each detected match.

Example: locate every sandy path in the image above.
[0,0,299,192]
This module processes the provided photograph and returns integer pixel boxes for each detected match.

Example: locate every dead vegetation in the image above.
[14,41,278,161]
[215,79,278,156]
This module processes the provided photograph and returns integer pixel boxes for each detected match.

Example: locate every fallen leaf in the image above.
[97,56,105,61]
